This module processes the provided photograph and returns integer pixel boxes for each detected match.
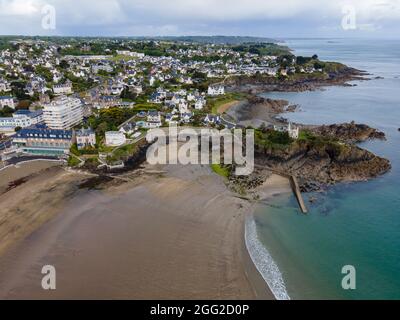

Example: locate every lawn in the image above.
[211,164,230,178]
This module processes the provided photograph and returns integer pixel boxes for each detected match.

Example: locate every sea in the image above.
[246,38,400,300]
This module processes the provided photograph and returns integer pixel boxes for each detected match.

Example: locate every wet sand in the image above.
[0,162,85,256]
[0,159,295,300]
[0,163,282,299]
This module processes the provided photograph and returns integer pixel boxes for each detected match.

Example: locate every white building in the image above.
[43,96,83,130]
[76,128,96,150]
[194,97,206,110]
[0,79,11,92]
[207,85,225,96]
[273,122,299,139]
[288,122,299,139]
[116,50,145,58]
[0,110,44,132]
[92,63,113,74]
[105,131,126,146]
[146,111,162,128]
[0,96,15,109]
[178,101,189,114]
[53,81,73,95]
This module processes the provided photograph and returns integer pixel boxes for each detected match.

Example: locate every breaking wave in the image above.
[245,215,290,300]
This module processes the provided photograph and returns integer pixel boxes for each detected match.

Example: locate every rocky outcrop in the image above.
[254,139,391,192]
[311,122,386,143]
[225,66,367,94]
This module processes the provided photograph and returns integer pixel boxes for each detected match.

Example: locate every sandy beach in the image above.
[0,160,291,299]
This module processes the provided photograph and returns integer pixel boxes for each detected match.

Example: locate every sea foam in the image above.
[245,215,290,300]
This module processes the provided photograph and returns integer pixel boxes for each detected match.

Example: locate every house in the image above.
[194,97,206,110]
[105,131,126,147]
[180,112,193,123]
[0,96,15,109]
[12,124,74,156]
[0,109,44,132]
[130,85,143,94]
[207,85,225,96]
[146,110,162,128]
[178,101,189,114]
[288,122,299,139]
[93,95,123,110]
[165,113,178,123]
[136,111,147,118]
[0,79,11,92]
[148,92,163,104]
[119,122,136,135]
[92,62,113,74]
[53,81,73,95]
[273,122,299,139]
[76,128,96,150]
[203,114,221,125]
[110,83,124,95]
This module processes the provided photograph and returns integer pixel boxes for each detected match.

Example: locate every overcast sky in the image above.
[0,0,399,38]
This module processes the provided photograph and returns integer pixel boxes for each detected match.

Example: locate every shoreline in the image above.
[244,174,292,300]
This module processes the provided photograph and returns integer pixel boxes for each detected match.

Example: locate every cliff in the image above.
[253,134,391,192]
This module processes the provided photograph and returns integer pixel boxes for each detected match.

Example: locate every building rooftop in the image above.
[16,125,72,139]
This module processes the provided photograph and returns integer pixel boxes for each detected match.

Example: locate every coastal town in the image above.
[0,0,399,304]
[0,35,395,302]
[0,37,317,169]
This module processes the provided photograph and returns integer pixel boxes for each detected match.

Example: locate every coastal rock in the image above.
[254,140,391,192]
[225,65,368,93]
[311,122,386,143]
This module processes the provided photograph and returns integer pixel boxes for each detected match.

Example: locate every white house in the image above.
[0,96,15,109]
[0,110,44,132]
[178,101,189,114]
[204,114,221,125]
[92,62,113,74]
[53,81,73,95]
[194,97,206,110]
[119,123,136,135]
[105,131,126,147]
[0,79,11,92]
[146,111,162,128]
[273,122,299,139]
[180,112,193,123]
[288,122,299,139]
[208,85,225,96]
[76,128,96,150]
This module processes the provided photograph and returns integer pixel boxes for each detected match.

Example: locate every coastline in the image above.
[0,162,281,299]
[244,174,292,300]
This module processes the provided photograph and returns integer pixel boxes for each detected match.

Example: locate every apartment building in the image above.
[43,96,83,130]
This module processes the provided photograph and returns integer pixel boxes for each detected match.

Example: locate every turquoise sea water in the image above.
[251,39,400,299]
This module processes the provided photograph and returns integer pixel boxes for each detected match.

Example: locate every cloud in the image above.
[0,0,399,36]
[0,0,40,16]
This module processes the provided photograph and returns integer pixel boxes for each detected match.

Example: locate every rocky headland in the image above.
[225,64,368,94]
